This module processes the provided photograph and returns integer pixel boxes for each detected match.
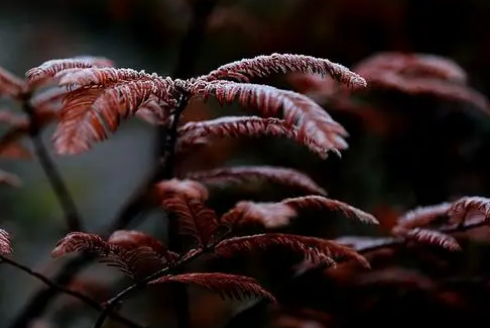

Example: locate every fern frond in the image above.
[400,228,460,251]
[0,66,26,98]
[149,272,276,302]
[153,178,209,201]
[221,201,297,229]
[354,52,468,83]
[392,202,451,234]
[448,196,490,225]
[200,53,366,89]
[215,233,369,268]
[368,74,489,113]
[177,116,335,159]
[192,81,348,153]
[183,165,326,195]
[51,231,169,279]
[25,56,114,87]
[0,228,12,255]
[107,230,177,263]
[52,69,178,154]
[221,195,377,230]
[282,195,378,224]
[0,169,22,187]
[51,232,113,258]
[160,194,219,247]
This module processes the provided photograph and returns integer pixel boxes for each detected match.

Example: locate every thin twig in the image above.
[0,255,143,328]
[93,248,206,328]
[20,93,83,232]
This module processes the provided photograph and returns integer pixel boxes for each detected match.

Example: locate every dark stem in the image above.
[0,255,143,328]
[21,94,83,232]
[93,248,206,328]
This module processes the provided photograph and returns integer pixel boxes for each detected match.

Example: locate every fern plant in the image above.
[1,52,490,328]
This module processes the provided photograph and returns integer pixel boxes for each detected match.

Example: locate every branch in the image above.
[20,92,83,232]
[93,247,206,328]
[0,255,143,328]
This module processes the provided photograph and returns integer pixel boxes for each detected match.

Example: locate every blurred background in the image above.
[2,0,490,327]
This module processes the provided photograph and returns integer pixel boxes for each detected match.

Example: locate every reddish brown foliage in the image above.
[0,228,12,256]
[182,165,327,195]
[149,272,276,302]
[51,231,175,279]
[215,233,369,268]
[220,195,377,229]
[4,48,490,328]
[16,53,364,155]
[160,194,219,248]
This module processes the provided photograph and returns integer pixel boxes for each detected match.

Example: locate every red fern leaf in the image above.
[107,230,177,263]
[177,116,335,159]
[392,202,451,235]
[149,272,276,302]
[282,195,378,224]
[353,52,468,83]
[183,165,326,195]
[400,228,460,251]
[160,195,219,247]
[0,66,27,98]
[51,232,113,258]
[200,53,366,89]
[447,196,490,225]
[25,56,114,88]
[220,195,377,229]
[153,178,209,201]
[51,231,169,279]
[0,228,12,255]
[51,68,178,154]
[220,201,298,229]
[215,233,369,268]
[192,81,348,154]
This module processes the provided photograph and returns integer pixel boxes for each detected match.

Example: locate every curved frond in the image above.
[51,231,169,279]
[220,195,377,230]
[400,228,460,251]
[160,195,219,247]
[149,273,276,302]
[200,53,366,89]
[215,233,369,268]
[52,68,178,154]
[153,178,209,201]
[392,202,451,235]
[107,230,177,263]
[192,81,348,154]
[183,165,326,195]
[448,196,490,225]
[282,195,378,224]
[177,116,335,159]
[25,56,114,88]
[0,228,12,256]
[353,52,468,83]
